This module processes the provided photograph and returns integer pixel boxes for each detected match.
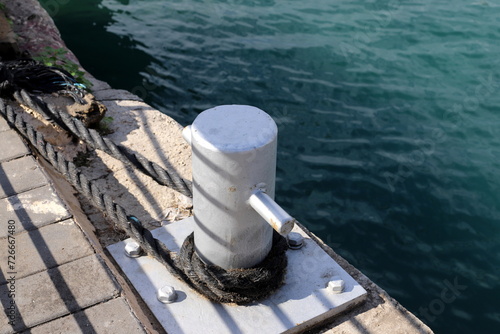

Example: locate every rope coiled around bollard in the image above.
[0,96,289,305]
[176,231,288,304]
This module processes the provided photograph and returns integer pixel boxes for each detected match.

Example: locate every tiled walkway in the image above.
[0,117,146,333]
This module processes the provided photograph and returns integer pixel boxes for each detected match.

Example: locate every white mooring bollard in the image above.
[183,105,296,269]
[109,106,368,333]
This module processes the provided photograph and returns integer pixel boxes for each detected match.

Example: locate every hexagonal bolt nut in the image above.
[328,276,345,294]
[287,232,304,249]
[124,241,142,258]
[157,285,178,304]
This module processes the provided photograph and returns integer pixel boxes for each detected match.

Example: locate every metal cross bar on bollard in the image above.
[182,105,296,269]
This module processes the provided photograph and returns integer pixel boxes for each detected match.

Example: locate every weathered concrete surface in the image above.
[0,116,9,131]
[26,297,146,334]
[2,0,79,64]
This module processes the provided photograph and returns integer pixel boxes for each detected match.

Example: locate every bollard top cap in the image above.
[190,105,278,152]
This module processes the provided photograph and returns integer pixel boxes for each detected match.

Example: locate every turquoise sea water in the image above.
[42,1,500,333]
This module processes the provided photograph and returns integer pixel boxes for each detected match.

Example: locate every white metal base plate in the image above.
[107,218,367,333]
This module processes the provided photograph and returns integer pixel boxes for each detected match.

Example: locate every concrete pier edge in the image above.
[0,1,433,333]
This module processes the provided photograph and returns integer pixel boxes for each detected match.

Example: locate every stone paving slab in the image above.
[0,220,94,283]
[0,184,71,238]
[0,130,29,163]
[0,254,121,334]
[0,156,48,199]
[26,297,147,334]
